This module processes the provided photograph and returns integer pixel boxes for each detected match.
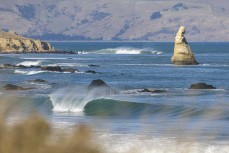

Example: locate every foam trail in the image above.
[16,60,42,66]
[14,70,45,75]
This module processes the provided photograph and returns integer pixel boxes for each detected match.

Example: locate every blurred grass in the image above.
[0,97,101,153]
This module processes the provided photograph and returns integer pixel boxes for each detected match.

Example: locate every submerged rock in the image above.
[41,66,80,73]
[62,68,79,73]
[3,84,33,90]
[0,64,15,68]
[85,70,97,74]
[189,83,216,89]
[0,31,55,53]
[139,88,166,93]
[0,64,41,69]
[87,79,117,95]
[28,79,48,83]
[41,66,62,72]
[171,26,198,65]
[88,64,100,67]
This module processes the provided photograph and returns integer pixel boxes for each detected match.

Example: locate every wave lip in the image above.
[50,85,115,113]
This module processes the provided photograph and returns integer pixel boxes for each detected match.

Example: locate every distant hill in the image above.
[0,0,228,41]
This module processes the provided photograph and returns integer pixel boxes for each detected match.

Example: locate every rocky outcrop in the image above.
[41,66,62,72]
[3,84,33,90]
[138,88,166,93]
[0,31,55,52]
[0,64,80,73]
[41,66,79,73]
[87,79,117,96]
[171,26,198,65]
[0,64,41,69]
[189,83,216,89]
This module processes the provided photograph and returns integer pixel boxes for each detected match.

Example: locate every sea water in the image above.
[0,42,229,152]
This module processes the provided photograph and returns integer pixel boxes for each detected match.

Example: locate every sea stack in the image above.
[0,31,54,52]
[171,26,198,65]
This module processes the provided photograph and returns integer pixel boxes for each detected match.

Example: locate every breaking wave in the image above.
[50,86,114,112]
[77,47,162,55]
[49,86,229,119]
[16,60,42,66]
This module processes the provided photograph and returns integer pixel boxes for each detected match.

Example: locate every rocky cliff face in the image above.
[171,27,198,65]
[0,31,54,52]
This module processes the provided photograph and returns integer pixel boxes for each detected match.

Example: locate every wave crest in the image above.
[77,47,162,55]
[50,85,115,112]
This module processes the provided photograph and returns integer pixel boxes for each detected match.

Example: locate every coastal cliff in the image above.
[0,31,54,53]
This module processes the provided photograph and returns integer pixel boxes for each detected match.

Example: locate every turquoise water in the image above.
[0,42,229,151]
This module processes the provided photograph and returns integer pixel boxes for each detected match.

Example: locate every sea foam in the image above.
[14,70,45,75]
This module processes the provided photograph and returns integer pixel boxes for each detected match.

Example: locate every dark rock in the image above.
[62,68,79,73]
[87,79,117,95]
[0,64,15,68]
[88,79,108,89]
[30,65,41,68]
[189,83,216,89]
[139,88,166,93]
[86,70,97,74]
[88,64,100,67]
[41,66,62,72]
[3,84,33,90]
[17,65,27,69]
[28,79,48,83]
[0,64,41,69]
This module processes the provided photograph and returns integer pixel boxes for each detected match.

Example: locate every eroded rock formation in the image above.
[0,31,54,52]
[171,26,198,65]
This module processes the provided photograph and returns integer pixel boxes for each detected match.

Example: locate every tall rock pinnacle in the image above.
[171,26,198,65]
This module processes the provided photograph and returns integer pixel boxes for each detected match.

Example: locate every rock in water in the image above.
[138,88,166,93]
[171,26,198,65]
[0,31,54,52]
[87,79,117,96]
[41,66,62,72]
[3,84,33,90]
[62,68,79,73]
[28,79,48,83]
[189,83,216,89]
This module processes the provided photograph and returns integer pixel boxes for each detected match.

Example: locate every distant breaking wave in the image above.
[16,60,42,66]
[77,47,163,55]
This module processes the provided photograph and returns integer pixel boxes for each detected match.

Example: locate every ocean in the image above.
[0,42,229,152]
